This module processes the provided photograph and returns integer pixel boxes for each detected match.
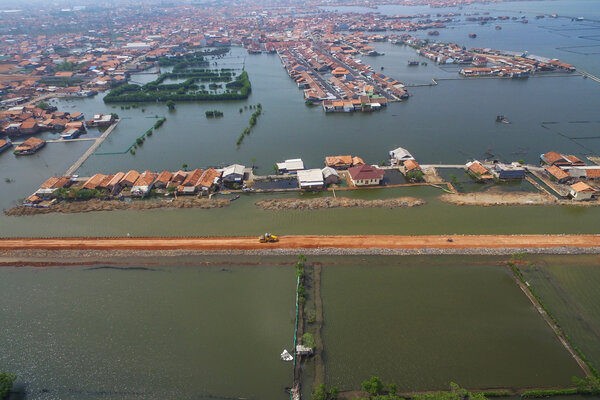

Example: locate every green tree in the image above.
[182,163,188,170]
[37,101,51,110]
[166,100,176,110]
[362,376,384,396]
[0,373,16,399]
[312,383,338,400]
[302,332,316,349]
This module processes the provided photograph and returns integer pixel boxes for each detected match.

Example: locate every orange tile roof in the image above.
[570,182,595,192]
[404,159,421,171]
[545,165,569,181]
[82,174,107,190]
[182,169,203,186]
[198,168,221,188]
[325,155,352,167]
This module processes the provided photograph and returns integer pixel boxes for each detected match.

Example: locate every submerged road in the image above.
[0,235,598,251]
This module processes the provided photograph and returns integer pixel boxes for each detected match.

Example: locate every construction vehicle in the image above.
[259,233,279,243]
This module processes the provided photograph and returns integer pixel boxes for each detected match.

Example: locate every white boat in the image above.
[280,349,293,361]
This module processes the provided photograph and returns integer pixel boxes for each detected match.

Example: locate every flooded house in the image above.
[389,146,414,165]
[0,139,12,154]
[14,137,46,155]
[465,160,494,182]
[297,169,325,190]
[348,164,385,186]
[276,158,305,174]
[492,163,526,180]
[222,164,245,185]
[540,152,585,167]
[325,155,353,169]
[322,167,341,185]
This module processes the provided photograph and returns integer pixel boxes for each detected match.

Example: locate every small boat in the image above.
[280,349,293,361]
[495,25,502,30]
[496,115,511,124]
[469,33,477,38]
[408,60,419,66]
[421,61,428,66]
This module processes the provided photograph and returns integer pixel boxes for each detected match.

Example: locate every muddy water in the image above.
[0,261,296,399]
[1,186,600,238]
[320,256,583,391]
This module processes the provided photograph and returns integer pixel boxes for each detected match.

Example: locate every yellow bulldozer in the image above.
[259,233,279,243]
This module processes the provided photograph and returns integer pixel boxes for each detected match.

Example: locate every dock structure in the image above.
[577,69,600,84]
[65,119,120,176]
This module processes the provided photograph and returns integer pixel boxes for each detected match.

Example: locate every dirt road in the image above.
[0,235,598,251]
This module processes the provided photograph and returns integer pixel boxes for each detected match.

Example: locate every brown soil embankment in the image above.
[0,235,598,251]
[441,191,557,206]
[255,197,425,210]
[5,198,230,216]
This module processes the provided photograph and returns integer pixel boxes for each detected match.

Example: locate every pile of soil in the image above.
[440,191,557,206]
[255,197,425,210]
[5,198,230,216]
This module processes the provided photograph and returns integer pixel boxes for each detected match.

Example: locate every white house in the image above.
[297,169,325,190]
[276,158,304,174]
[389,147,414,165]
[569,182,595,201]
[222,164,245,184]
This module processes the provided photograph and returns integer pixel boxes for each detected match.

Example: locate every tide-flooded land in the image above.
[1,254,600,400]
[1,0,600,399]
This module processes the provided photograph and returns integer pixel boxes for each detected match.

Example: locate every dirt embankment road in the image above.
[0,235,598,251]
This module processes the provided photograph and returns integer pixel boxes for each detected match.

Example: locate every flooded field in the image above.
[0,260,296,400]
[320,256,583,392]
[518,255,600,371]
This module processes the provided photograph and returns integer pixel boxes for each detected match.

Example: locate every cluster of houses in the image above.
[277,39,405,112]
[390,33,575,79]
[462,152,599,201]
[0,105,113,141]
[465,160,527,181]
[0,105,85,138]
[541,151,599,201]
[275,155,388,190]
[25,164,248,206]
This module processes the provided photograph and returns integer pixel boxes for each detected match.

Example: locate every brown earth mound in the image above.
[255,196,425,210]
[441,191,557,206]
[5,198,230,216]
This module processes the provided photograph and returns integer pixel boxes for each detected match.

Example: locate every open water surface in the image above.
[0,261,296,399]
